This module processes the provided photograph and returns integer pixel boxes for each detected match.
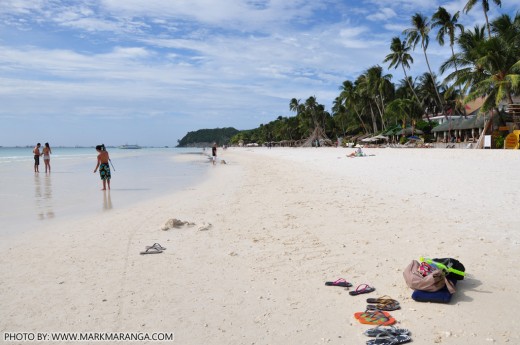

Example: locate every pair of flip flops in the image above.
[364,326,411,345]
[366,296,401,311]
[354,310,395,326]
[140,243,166,255]
[324,280,375,296]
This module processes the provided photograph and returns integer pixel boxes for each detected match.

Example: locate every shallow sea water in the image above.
[0,147,209,236]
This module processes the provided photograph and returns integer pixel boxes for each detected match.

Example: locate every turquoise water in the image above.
[0,147,210,235]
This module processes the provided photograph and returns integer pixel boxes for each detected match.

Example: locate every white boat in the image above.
[119,144,142,149]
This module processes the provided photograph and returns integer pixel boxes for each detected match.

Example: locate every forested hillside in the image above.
[177,127,240,147]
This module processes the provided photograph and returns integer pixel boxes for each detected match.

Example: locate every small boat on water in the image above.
[119,144,142,149]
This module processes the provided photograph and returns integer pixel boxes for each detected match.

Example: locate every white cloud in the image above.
[367,8,397,21]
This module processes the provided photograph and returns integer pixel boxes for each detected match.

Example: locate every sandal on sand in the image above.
[364,326,410,337]
[349,284,376,296]
[140,247,163,255]
[325,278,353,287]
[366,334,411,345]
[367,296,399,305]
[354,310,396,326]
[366,302,401,311]
[145,243,166,251]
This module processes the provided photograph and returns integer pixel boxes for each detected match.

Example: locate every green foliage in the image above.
[177,127,239,147]
[494,134,505,148]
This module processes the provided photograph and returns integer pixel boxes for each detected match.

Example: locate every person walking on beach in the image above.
[33,143,42,172]
[212,143,217,165]
[93,145,111,190]
[42,142,52,173]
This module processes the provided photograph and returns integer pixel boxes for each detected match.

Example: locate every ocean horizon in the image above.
[0,147,210,237]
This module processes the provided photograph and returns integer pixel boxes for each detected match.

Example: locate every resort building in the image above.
[430,97,519,144]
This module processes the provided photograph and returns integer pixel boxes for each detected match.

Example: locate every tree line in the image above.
[230,2,519,145]
[177,127,239,147]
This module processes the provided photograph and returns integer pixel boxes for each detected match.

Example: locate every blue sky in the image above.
[0,0,516,146]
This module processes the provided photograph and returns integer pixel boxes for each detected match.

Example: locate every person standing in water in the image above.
[211,143,217,165]
[93,144,111,190]
[42,142,52,173]
[33,143,42,173]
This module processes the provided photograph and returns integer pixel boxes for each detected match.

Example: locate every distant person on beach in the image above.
[93,144,111,190]
[42,142,52,173]
[347,147,365,158]
[212,143,217,165]
[33,143,41,172]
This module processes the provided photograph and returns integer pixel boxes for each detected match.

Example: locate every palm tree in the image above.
[289,98,301,115]
[386,98,416,140]
[366,65,393,131]
[466,38,520,108]
[338,81,370,133]
[383,37,422,107]
[404,13,446,116]
[432,7,465,115]
[442,15,520,142]
[491,12,520,57]
[440,25,488,92]
[417,72,443,117]
[355,72,379,132]
[463,0,502,37]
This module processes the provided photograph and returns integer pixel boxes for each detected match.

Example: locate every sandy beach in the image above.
[1,147,519,344]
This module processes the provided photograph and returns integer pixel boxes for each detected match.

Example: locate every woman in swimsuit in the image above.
[42,142,52,173]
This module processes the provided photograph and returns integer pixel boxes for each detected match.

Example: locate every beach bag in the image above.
[432,257,466,281]
[403,260,456,293]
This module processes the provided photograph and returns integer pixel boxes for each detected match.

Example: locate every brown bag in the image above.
[403,260,456,293]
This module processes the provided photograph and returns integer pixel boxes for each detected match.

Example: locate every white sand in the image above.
[1,147,519,344]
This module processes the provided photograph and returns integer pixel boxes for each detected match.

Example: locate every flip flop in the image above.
[145,243,166,251]
[140,247,163,255]
[366,334,412,345]
[354,310,396,326]
[366,302,401,311]
[349,284,376,296]
[367,296,399,305]
[325,278,353,287]
[364,326,410,337]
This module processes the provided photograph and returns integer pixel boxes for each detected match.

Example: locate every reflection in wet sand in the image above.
[35,174,54,220]
[103,190,113,211]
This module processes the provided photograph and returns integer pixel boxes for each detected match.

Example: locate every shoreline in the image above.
[0,148,209,240]
[0,147,519,344]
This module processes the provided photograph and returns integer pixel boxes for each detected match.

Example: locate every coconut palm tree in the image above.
[404,13,446,116]
[338,81,370,133]
[417,72,444,117]
[355,72,379,133]
[366,65,393,131]
[386,98,417,140]
[442,15,520,141]
[289,98,301,115]
[491,12,520,57]
[432,7,466,115]
[383,36,422,107]
[463,0,502,37]
[440,25,488,92]
[466,38,520,108]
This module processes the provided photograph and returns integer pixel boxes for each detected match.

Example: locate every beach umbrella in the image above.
[407,135,422,141]
[373,135,389,140]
